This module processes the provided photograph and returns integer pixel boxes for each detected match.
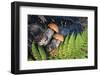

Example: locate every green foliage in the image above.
[58,34,72,59]
[31,41,47,60]
[74,33,86,58]
[31,41,41,60]
[30,29,88,60]
[38,46,47,60]
[57,30,88,59]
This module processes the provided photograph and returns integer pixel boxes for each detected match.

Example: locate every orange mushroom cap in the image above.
[53,34,64,42]
[48,23,59,33]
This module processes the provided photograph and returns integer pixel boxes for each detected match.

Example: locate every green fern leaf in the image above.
[32,41,41,60]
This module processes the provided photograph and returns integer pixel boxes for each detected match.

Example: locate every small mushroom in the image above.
[47,34,64,52]
[38,23,59,46]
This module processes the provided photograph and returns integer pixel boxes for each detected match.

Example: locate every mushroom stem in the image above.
[38,23,59,46]
[46,34,64,52]
[38,28,54,46]
[47,39,61,52]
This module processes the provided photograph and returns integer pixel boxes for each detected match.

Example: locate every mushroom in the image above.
[48,23,59,33]
[38,23,59,46]
[47,34,64,52]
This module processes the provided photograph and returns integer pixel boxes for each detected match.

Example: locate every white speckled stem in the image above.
[39,28,54,46]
